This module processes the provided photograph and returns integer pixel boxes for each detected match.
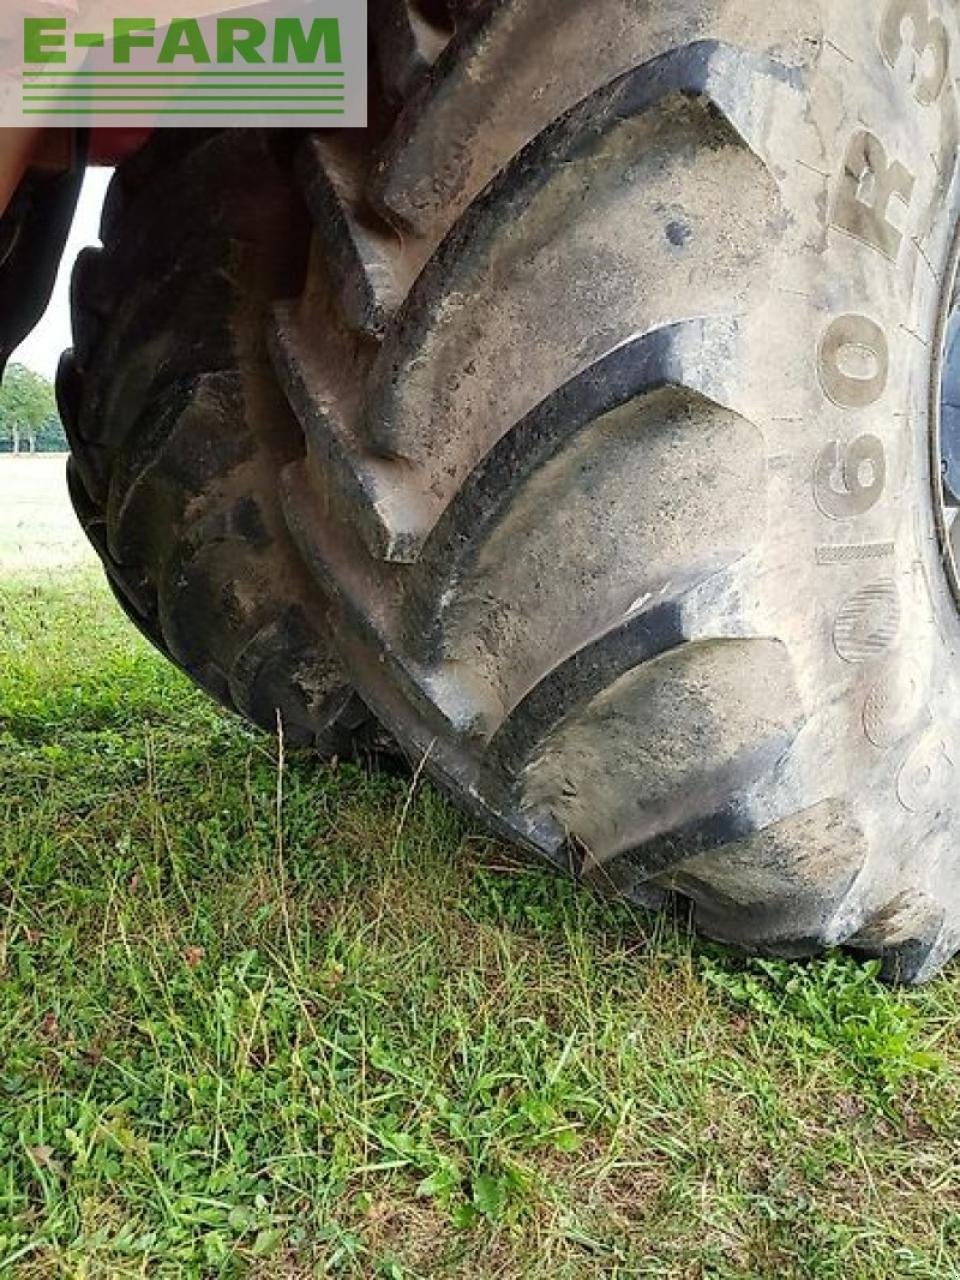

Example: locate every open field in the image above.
[2,566,960,1273]
[0,456,95,572]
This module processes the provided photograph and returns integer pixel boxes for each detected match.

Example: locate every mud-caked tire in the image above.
[66,2,960,981]
[270,0,960,983]
[59,130,369,749]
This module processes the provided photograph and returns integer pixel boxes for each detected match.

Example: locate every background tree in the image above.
[0,364,63,453]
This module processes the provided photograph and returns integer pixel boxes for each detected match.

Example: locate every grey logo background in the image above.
[1,0,367,127]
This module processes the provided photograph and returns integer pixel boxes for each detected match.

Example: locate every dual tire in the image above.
[61,1,960,981]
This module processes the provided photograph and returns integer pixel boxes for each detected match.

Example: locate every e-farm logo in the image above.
[1,2,366,127]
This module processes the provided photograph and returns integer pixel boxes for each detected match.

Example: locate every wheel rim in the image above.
[934,228,960,608]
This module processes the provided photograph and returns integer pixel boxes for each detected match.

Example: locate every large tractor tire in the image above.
[64,1,960,981]
[58,131,368,749]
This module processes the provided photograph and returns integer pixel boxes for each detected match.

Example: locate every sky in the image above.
[14,167,112,381]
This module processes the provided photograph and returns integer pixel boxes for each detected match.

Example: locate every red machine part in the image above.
[0,129,44,216]
[89,127,154,167]
[0,127,152,221]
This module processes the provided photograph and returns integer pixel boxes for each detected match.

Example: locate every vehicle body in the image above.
[3,0,960,984]
[0,127,140,373]
[0,0,276,367]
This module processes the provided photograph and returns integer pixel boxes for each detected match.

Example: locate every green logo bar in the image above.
[6,3,366,127]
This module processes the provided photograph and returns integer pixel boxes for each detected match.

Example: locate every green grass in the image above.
[2,574,960,1277]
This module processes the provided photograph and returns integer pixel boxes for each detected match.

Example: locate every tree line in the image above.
[0,364,67,454]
